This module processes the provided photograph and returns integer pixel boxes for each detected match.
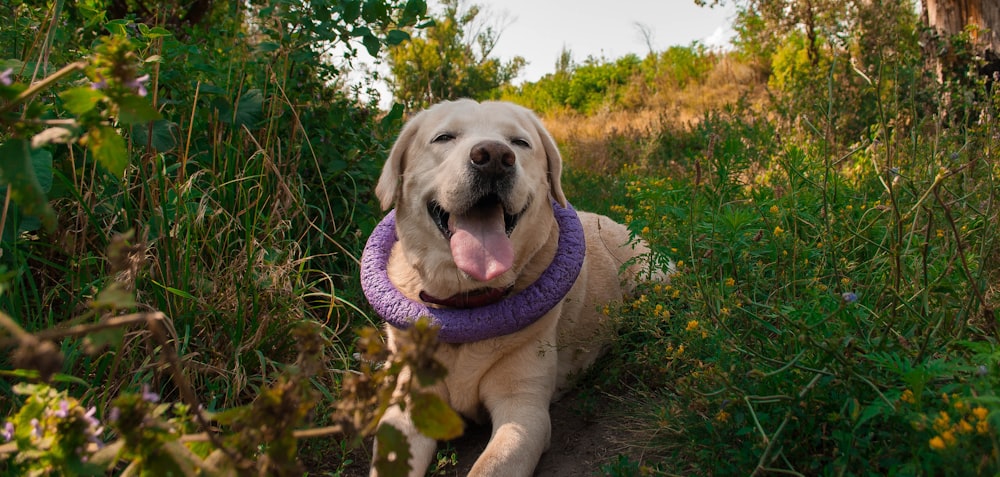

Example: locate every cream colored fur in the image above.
[370,99,658,477]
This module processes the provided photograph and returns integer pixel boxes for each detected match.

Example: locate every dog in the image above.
[363,99,661,476]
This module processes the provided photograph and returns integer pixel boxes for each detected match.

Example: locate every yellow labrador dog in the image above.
[362,99,659,476]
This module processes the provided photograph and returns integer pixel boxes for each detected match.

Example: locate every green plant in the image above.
[561,49,999,474]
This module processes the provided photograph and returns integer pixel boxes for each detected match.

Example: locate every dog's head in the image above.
[376,99,566,288]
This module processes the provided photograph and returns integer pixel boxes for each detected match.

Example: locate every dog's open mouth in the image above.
[428,196,527,282]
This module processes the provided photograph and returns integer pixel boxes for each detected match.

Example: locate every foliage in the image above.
[505,53,643,115]
[0,0,439,473]
[387,0,525,109]
[562,42,1000,476]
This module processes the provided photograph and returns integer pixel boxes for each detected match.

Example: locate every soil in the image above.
[337,389,640,477]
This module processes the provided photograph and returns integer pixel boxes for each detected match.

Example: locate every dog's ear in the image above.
[375,112,423,210]
[532,116,568,207]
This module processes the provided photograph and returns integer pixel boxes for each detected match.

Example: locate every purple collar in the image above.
[360,201,585,343]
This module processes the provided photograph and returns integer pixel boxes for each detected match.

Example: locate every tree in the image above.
[921,0,1000,81]
[387,0,525,108]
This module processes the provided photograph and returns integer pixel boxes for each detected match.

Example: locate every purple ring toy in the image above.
[360,201,585,343]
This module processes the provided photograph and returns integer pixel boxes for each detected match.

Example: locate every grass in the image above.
[553,69,1000,474]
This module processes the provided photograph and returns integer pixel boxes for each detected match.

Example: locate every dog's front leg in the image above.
[370,402,437,477]
[468,342,557,477]
[469,394,552,477]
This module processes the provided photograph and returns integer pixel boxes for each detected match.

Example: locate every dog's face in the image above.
[376,99,566,292]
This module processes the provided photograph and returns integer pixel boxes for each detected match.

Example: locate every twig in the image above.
[0,61,88,116]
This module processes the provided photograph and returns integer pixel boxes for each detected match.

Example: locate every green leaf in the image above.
[31,147,53,194]
[104,19,129,36]
[233,89,263,127]
[255,41,280,53]
[380,102,405,129]
[130,120,179,151]
[151,279,197,300]
[0,140,56,231]
[362,32,381,57]
[144,26,172,38]
[92,282,137,310]
[374,424,412,477]
[400,0,427,26]
[386,29,411,46]
[88,125,129,177]
[362,0,388,22]
[117,93,162,125]
[410,392,464,440]
[60,86,105,115]
[84,328,126,355]
[198,83,228,95]
[341,0,361,23]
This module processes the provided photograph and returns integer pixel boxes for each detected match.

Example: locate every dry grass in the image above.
[541,56,769,174]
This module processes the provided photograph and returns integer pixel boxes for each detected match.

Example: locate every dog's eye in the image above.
[511,138,530,148]
[432,133,455,143]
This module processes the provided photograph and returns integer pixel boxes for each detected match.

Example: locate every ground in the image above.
[337,388,638,476]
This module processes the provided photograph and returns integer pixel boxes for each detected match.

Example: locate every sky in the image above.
[479,0,738,83]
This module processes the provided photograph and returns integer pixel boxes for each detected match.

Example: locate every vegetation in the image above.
[386,0,524,109]
[1,0,998,475]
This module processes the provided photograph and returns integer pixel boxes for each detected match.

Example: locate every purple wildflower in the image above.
[83,406,100,428]
[0,68,13,86]
[141,384,160,403]
[126,74,150,97]
[2,422,13,442]
[30,418,42,439]
[54,399,70,418]
[90,73,107,91]
[108,407,120,423]
[842,291,858,304]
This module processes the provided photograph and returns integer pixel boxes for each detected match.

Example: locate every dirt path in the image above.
[338,390,636,476]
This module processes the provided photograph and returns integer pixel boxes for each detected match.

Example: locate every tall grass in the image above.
[0,2,414,473]
[557,50,999,475]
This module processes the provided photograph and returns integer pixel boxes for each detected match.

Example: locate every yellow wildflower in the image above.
[724,277,735,287]
[941,430,956,446]
[973,407,989,421]
[769,205,779,214]
[936,229,945,238]
[715,410,731,422]
[929,436,946,450]
[957,419,974,434]
[686,320,700,332]
[900,389,915,404]
[642,226,650,235]
[933,411,951,433]
[774,226,784,236]
[977,420,990,435]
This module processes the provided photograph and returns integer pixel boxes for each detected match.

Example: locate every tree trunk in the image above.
[922,0,1000,80]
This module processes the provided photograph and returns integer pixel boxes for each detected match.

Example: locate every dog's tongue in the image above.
[450,205,513,282]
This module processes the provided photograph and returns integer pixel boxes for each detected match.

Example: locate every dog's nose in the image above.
[469,141,515,175]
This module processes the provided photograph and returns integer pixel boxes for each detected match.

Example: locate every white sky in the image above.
[473,0,737,83]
